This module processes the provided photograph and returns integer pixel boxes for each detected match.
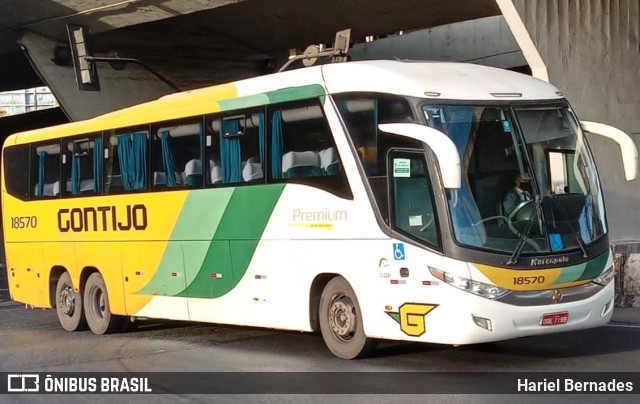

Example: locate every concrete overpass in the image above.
[0,0,512,119]
[1,0,639,305]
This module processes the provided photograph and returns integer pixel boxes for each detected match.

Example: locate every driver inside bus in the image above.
[503,174,532,216]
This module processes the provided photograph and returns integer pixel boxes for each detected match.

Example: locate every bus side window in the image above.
[335,94,417,177]
[105,129,149,193]
[63,135,102,196]
[206,110,265,186]
[152,120,204,189]
[241,112,265,183]
[3,145,30,200]
[204,118,222,186]
[335,94,420,219]
[30,142,61,198]
[390,151,440,248]
[268,98,351,199]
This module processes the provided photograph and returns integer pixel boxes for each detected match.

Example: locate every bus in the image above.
[2,60,636,359]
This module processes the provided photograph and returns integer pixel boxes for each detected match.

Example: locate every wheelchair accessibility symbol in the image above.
[393,243,405,260]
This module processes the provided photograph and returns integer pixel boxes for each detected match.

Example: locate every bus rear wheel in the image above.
[55,272,87,332]
[83,272,122,334]
[319,276,377,359]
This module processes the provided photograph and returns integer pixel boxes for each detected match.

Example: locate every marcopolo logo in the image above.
[529,256,570,266]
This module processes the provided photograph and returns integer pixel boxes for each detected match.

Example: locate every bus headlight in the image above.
[592,265,615,286]
[429,267,510,299]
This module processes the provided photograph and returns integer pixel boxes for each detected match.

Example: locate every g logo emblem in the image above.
[394,303,438,337]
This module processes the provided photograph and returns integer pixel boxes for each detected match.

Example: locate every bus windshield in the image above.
[422,104,605,255]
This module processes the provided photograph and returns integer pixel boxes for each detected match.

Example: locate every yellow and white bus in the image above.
[2,60,637,359]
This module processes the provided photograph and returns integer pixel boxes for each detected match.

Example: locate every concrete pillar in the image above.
[623,254,640,307]
[510,0,640,306]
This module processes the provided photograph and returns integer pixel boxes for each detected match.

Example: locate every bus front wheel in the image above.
[55,272,87,332]
[319,276,376,359]
[83,272,121,334]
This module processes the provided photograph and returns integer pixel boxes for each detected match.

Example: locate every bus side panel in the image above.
[135,241,190,321]
[41,240,76,305]
[5,242,48,307]
[181,240,224,301]
[74,241,128,315]
[119,242,150,316]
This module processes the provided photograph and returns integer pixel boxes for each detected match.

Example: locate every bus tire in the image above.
[55,272,87,332]
[83,272,121,335]
[319,276,377,359]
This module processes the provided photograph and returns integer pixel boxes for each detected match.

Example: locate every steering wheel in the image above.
[472,200,541,251]
[507,200,542,251]
[508,200,535,222]
[472,215,509,227]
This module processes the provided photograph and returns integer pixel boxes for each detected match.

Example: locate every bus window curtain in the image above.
[37,151,46,197]
[160,130,177,187]
[71,149,81,195]
[93,136,103,193]
[271,111,283,179]
[220,120,242,183]
[117,132,148,190]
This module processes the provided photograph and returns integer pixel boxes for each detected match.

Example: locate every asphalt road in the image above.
[0,302,639,403]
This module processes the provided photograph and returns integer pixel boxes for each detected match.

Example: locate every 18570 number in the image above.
[11,216,37,229]
[513,275,545,285]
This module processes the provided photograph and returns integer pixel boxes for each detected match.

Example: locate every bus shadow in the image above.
[373,341,455,358]
[358,326,640,362]
[463,326,640,359]
[114,317,640,361]
[120,319,192,333]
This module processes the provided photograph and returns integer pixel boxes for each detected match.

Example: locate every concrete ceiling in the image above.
[0,0,501,91]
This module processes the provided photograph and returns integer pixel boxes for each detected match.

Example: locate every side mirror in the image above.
[581,121,638,181]
[378,123,461,188]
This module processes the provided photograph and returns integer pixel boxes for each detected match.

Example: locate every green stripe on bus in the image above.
[135,189,235,296]
[551,263,586,285]
[552,250,609,285]
[213,185,284,240]
[172,188,235,240]
[188,184,285,298]
[218,94,270,111]
[138,184,285,299]
[216,84,325,113]
[577,250,609,280]
[266,84,325,104]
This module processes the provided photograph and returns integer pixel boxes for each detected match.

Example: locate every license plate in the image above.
[540,312,569,326]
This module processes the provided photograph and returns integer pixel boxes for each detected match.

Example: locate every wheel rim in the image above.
[89,285,106,322]
[328,293,357,343]
[58,284,75,318]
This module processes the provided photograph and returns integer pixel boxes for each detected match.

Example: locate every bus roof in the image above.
[322,60,563,101]
[4,60,563,146]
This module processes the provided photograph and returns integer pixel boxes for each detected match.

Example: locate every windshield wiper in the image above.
[506,196,542,265]
[575,235,590,258]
